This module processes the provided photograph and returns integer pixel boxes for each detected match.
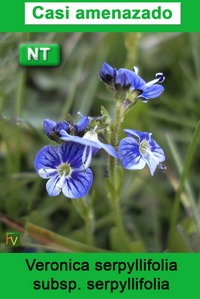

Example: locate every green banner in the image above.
[0,1,200,299]
[1,253,199,298]
[0,0,199,32]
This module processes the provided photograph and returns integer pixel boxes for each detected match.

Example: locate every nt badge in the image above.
[19,44,60,66]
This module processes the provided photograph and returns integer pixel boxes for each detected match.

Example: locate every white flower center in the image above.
[83,131,99,142]
[57,163,72,177]
[55,163,72,192]
[139,139,160,165]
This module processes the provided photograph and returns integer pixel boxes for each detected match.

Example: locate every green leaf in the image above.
[89,118,100,129]
[168,120,200,247]
[105,178,116,200]
[72,195,93,221]
[129,240,146,253]
[65,113,74,124]
[188,232,200,253]
[109,227,125,252]
[167,225,192,253]
[101,105,111,125]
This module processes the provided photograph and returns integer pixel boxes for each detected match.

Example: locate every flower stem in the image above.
[110,194,132,252]
[108,100,123,182]
[108,99,132,252]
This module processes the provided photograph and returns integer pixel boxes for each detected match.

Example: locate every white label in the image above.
[25,2,181,25]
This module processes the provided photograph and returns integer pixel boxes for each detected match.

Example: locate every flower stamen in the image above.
[140,141,160,165]
[146,73,165,87]
[56,171,66,191]
[82,146,93,171]
[57,163,71,177]
[38,168,56,176]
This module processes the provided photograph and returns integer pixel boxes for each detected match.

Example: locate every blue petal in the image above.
[60,131,102,149]
[58,141,88,169]
[99,62,116,84]
[46,174,61,196]
[140,84,164,99]
[54,121,68,133]
[98,141,119,159]
[43,119,56,137]
[115,69,146,90]
[60,130,117,158]
[140,138,165,175]
[62,169,93,198]
[34,145,61,173]
[124,129,151,142]
[118,137,146,170]
[76,116,90,133]
[142,153,157,176]
[149,139,165,162]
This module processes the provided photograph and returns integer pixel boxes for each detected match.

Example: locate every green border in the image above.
[0,0,199,32]
[1,253,199,298]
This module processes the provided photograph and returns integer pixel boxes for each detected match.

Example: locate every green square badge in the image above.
[5,232,20,247]
[19,44,60,66]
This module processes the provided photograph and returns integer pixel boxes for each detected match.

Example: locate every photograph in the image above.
[0,32,199,253]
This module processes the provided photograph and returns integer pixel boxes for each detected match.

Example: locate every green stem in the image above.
[0,213,110,253]
[27,222,106,253]
[108,99,132,252]
[111,196,132,251]
[108,100,123,182]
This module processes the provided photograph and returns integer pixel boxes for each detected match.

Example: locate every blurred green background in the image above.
[0,32,200,253]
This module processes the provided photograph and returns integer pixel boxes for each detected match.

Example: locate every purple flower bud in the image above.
[54,121,69,134]
[99,62,116,85]
[43,119,57,137]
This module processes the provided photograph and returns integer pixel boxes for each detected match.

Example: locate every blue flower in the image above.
[118,129,166,176]
[34,142,93,198]
[99,62,165,102]
[60,129,118,169]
